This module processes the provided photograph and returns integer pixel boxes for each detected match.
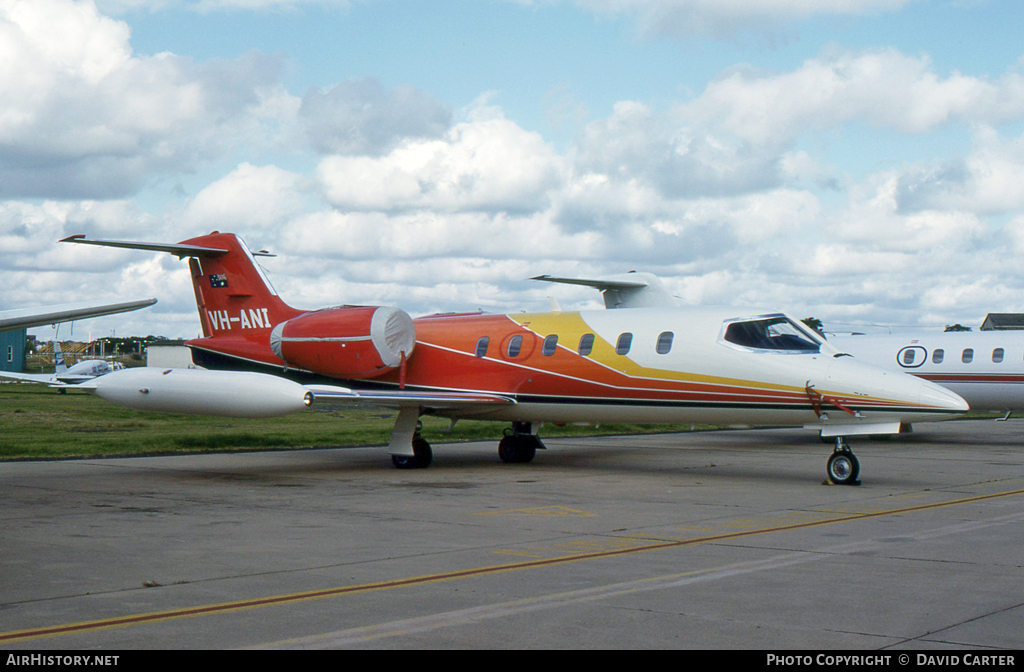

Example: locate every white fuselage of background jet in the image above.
[830,331,1024,412]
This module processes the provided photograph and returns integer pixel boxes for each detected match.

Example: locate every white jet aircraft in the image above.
[61,233,970,485]
[829,330,1024,417]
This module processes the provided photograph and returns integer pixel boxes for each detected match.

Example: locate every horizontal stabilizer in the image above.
[61,235,229,258]
[531,275,649,290]
[532,272,676,309]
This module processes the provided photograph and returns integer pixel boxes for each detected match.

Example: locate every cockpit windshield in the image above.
[722,316,821,353]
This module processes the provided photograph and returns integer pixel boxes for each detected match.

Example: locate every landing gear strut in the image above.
[389,408,432,469]
[498,421,544,464]
[826,437,860,486]
[392,433,432,470]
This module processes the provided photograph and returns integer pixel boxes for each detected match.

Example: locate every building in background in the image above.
[0,329,27,373]
[980,314,1024,331]
[146,340,197,369]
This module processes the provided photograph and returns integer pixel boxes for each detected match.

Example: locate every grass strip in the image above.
[0,383,708,460]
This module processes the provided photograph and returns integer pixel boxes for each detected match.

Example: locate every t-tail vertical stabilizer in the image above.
[173,232,302,340]
[61,232,305,369]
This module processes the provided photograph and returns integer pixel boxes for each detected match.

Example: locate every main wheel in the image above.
[826,451,860,485]
[392,436,433,469]
[498,435,536,464]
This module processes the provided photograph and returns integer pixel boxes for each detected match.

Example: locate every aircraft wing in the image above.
[305,385,516,412]
[64,368,516,418]
[0,371,58,384]
[0,298,157,332]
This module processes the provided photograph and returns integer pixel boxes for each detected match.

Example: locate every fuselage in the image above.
[57,359,122,384]
[191,305,968,429]
[831,331,1024,412]
[0,358,121,385]
[60,231,966,432]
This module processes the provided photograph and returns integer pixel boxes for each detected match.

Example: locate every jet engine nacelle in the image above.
[269,305,416,379]
[87,368,313,418]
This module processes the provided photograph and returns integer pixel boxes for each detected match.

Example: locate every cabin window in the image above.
[962,348,974,364]
[507,335,523,358]
[897,346,927,369]
[722,316,820,353]
[475,336,489,358]
[932,349,944,364]
[993,348,1005,363]
[542,334,558,356]
[578,333,595,357]
[656,331,674,354]
[616,333,633,355]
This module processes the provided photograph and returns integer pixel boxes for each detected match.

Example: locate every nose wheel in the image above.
[826,438,860,486]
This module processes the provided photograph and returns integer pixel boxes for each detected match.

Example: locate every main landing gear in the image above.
[387,411,545,470]
[498,421,544,464]
[389,408,433,470]
[826,437,860,486]
[391,433,432,470]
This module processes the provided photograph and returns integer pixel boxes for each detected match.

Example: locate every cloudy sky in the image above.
[3,0,1024,341]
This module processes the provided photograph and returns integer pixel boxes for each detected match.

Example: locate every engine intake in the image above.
[270,306,415,379]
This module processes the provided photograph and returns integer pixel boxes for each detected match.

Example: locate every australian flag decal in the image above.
[209,274,228,288]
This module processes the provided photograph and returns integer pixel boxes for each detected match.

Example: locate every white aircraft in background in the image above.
[0,341,124,386]
[60,233,969,485]
[0,298,156,332]
[829,330,1024,418]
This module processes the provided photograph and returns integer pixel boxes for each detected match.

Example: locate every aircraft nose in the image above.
[916,377,970,413]
[824,356,968,415]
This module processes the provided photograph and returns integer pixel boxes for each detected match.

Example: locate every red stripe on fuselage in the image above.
[189,310,918,411]
[371,313,822,408]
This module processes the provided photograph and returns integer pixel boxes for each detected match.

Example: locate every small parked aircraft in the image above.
[0,341,124,386]
[60,233,968,485]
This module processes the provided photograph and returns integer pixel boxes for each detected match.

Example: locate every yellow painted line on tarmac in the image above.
[472,506,597,517]
[3,486,1023,645]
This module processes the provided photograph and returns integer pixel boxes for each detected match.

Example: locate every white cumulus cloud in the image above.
[0,0,288,199]
[316,104,565,214]
[575,0,917,39]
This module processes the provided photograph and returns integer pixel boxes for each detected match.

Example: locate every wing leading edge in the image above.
[0,298,157,332]
[305,385,516,412]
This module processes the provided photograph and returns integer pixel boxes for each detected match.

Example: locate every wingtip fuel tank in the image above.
[84,368,313,418]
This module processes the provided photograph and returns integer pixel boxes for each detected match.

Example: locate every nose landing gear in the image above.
[826,437,861,486]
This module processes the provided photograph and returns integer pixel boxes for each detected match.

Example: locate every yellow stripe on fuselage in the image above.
[507,311,805,396]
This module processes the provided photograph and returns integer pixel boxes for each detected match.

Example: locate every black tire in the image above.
[391,455,416,469]
[827,451,860,485]
[516,442,537,464]
[498,435,518,463]
[391,437,432,469]
[498,435,537,464]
